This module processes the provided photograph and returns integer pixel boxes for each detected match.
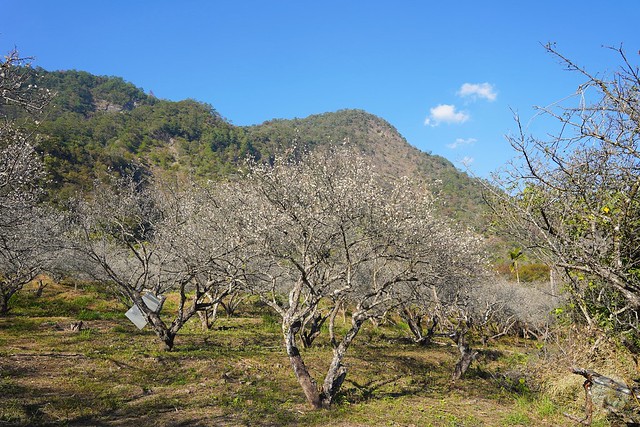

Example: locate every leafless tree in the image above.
[240,147,486,408]
[405,275,562,381]
[488,44,640,343]
[66,174,246,350]
[0,49,57,313]
[401,272,485,381]
[1,49,52,112]
[471,279,562,343]
[0,201,63,314]
[154,178,251,332]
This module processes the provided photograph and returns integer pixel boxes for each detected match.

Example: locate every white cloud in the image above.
[447,137,477,149]
[424,104,469,126]
[457,83,497,102]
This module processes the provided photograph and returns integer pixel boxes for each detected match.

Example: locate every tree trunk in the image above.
[198,309,209,331]
[321,356,347,408]
[221,292,245,317]
[401,308,438,346]
[129,292,176,351]
[156,329,175,352]
[70,321,84,332]
[328,302,342,347]
[147,313,176,351]
[422,316,439,345]
[34,280,47,297]
[451,330,477,381]
[400,307,422,341]
[320,317,363,407]
[148,322,176,351]
[0,289,14,315]
[283,324,322,409]
[197,301,220,331]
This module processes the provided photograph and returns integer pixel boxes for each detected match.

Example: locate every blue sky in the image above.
[3,1,639,177]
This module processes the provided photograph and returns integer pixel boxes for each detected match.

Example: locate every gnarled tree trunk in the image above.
[0,285,20,315]
[148,313,177,352]
[197,301,220,330]
[0,292,9,315]
[283,323,323,408]
[400,307,438,346]
[451,329,478,381]
[320,317,364,407]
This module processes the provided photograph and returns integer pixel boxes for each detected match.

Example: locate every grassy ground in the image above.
[0,282,612,426]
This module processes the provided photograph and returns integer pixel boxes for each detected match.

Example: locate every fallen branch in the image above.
[565,367,640,425]
[563,377,593,425]
[571,367,640,399]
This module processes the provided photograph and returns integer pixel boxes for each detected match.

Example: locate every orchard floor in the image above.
[0,283,607,426]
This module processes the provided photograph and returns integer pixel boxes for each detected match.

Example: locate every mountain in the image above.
[2,68,488,228]
[244,110,488,226]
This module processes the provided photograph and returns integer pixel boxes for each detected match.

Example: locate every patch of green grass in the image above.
[112,324,133,333]
[0,317,41,332]
[8,292,39,311]
[0,376,21,397]
[390,321,411,338]
[501,396,536,426]
[261,312,281,332]
[502,410,531,426]
[0,399,29,424]
[77,309,103,320]
[12,293,91,316]
[534,395,557,417]
[77,307,122,321]
[433,410,467,426]
[215,375,304,425]
[73,328,95,342]
[504,351,530,366]
[10,286,124,320]
[424,398,483,427]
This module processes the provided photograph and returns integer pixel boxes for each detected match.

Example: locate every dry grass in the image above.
[527,326,640,425]
[0,282,619,426]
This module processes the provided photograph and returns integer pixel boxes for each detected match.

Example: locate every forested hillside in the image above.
[0,67,487,227]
